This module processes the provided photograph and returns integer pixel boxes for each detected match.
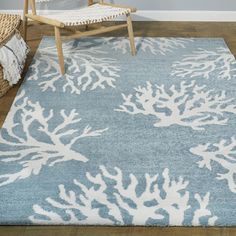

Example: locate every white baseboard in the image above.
[1,10,236,22]
[133,10,236,22]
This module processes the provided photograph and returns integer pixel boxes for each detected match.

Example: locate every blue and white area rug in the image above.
[0,37,236,226]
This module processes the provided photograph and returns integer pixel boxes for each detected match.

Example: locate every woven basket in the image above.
[0,14,22,97]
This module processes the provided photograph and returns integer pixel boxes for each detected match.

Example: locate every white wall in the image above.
[0,0,236,10]
[1,0,236,22]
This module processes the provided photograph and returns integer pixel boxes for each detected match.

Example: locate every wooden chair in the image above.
[23,0,136,75]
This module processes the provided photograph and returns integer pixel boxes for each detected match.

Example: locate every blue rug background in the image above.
[0,37,236,225]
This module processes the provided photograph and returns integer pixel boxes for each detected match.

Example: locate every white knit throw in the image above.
[0,33,29,85]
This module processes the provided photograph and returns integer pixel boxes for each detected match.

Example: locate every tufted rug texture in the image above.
[0,37,236,226]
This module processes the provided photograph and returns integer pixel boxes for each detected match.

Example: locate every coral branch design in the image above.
[192,193,218,226]
[115,80,236,130]
[29,40,120,94]
[190,137,236,193]
[172,47,236,80]
[102,167,190,225]
[104,37,193,55]
[0,91,108,187]
[29,166,217,226]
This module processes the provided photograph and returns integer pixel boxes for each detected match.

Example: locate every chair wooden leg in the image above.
[126,13,136,56]
[54,26,65,75]
[23,0,28,41]
[23,18,28,41]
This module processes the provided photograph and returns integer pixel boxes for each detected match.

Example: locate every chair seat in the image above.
[41,4,131,26]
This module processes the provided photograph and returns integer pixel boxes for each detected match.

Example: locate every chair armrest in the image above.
[25,14,65,28]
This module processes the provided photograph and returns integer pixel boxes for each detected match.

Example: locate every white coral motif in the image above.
[29,166,217,226]
[0,91,108,187]
[104,37,193,55]
[29,40,120,94]
[102,167,190,225]
[115,80,236,130]
[192,193,218,226]
[190,137,236,193]
[172,47,236,80]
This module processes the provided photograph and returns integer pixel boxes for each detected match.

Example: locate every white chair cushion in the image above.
[40,4,131,26]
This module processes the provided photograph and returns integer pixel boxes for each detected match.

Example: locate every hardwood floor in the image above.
[1,21,236,236]
[0,226,236,236]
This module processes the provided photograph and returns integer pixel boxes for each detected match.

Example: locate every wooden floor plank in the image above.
[0,226,235,236]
